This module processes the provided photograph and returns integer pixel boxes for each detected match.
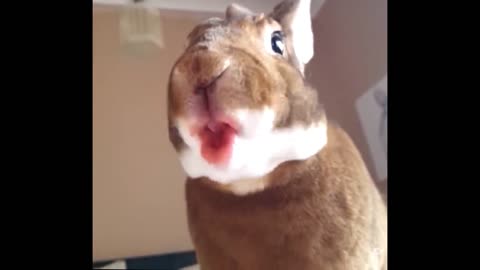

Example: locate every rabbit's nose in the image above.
[188,52,230,95]
[194,65,229,96]
[169,49,230,97]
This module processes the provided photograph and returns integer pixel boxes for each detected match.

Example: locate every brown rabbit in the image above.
[167,0,387,269]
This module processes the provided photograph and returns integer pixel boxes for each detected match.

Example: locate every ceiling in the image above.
[93,0,325,18]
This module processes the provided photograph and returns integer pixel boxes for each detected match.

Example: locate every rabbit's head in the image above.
[167,0,327,184]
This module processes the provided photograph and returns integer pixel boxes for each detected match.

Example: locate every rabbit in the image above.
[167,0,387,269]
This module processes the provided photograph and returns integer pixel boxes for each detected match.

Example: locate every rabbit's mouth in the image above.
[189,115,239,166]
[198,121,236,165]
[174,106,327,184]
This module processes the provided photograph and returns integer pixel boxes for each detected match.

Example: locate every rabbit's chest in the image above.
[186,184,369,270]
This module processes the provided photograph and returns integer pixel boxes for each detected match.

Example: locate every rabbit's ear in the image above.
[270,0,324,74]
[374,89,387,107]
[226,3,255,21]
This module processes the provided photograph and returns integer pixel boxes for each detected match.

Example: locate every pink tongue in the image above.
[199,122,235,165]
[207,122,221,132]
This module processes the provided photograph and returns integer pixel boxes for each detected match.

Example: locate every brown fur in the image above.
[168,11,326,148]
[169,17,288,113]
[167,1,387,269]
[185,123,387,270]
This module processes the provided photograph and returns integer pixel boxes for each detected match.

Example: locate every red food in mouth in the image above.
[198,121,236,165]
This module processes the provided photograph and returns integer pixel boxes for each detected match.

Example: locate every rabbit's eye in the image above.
[271,31,285,55]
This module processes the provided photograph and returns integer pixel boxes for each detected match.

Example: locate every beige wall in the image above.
[93,8,200,261]
[93,0,387,261]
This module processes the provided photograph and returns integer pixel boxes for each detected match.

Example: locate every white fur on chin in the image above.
[176,107,327,184]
